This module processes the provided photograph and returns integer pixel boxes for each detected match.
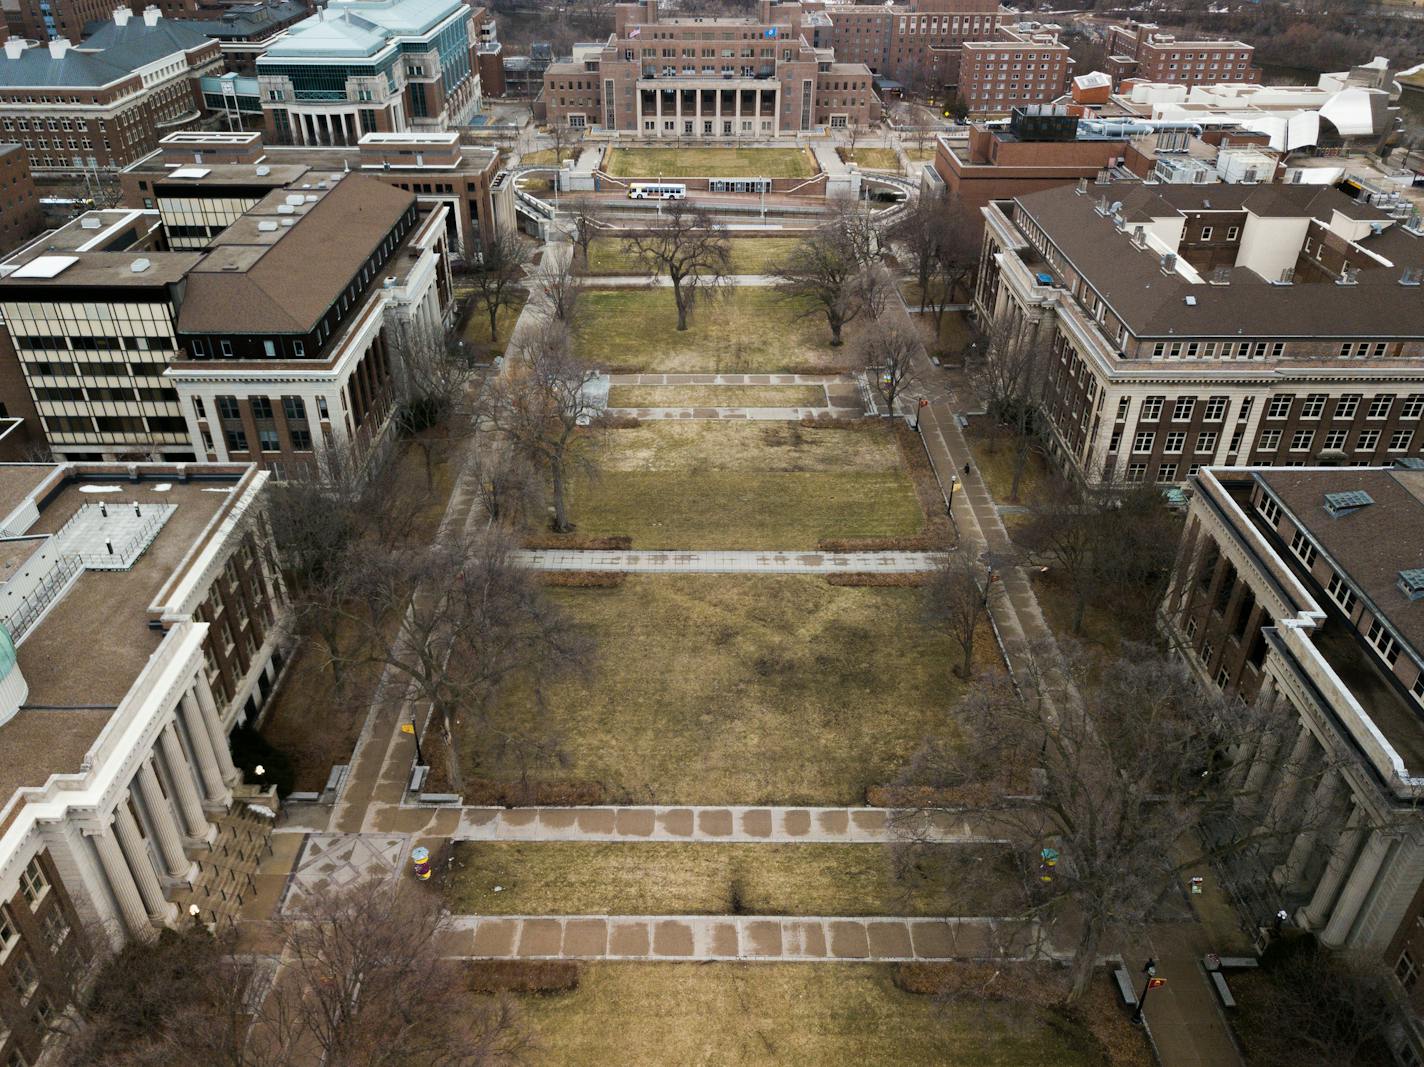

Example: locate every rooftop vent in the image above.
[1271,267,1294,286]
[130,258,150,273]
[1132,225,1146,248]
[255,164,271,176]
[1210,266,1231,286]
[1337,264,1359,286]
[79,217,101,229]
[277,204,295,214]
[1159,252,1177,274]
[284,194,303,206]
[1399,568,1424,602]
[304,194,317,203]
[1076,177,1089,195]
[1323,489,1374,517]
[1184,295,1197,306]
[257,220,277,231]
[280,218,296,227]
[1095,195,1110,217]
[1401,267,1421,287]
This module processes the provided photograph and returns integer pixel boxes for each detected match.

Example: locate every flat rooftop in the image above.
[0,465,253,814]
[125,143,500,178]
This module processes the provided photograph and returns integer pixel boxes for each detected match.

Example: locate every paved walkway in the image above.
[603,406,840,420]
[514,549,942,573]
[608,373,848,386]
[443,914,1036,961]
[588,273,777,287]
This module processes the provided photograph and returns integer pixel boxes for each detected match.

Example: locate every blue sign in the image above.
[764,26,777,37]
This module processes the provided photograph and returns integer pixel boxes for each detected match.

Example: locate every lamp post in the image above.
[410,714,425,767]
[1132,959,1165,1025]
[945,474,961,543]
[912,396,927,433]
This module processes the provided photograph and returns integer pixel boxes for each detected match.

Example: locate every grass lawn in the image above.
[519,149,560,166]
[604,146,815,178]
[906,147,938,162]
[445,842,1018,916]
[464,575,979,804]
[964,418,1053,505]
[585,236,800,276]
[606,384,827,408]
[457,293,524,354]
[576,287,850,373]
[570,422,923,549]
[512,963,1110,1066]
[838,147,901,171]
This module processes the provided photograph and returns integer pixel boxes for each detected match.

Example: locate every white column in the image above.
[1320,828,1392,948]
[1241,728,1282,811]
[1265,724,1316,834]
[180,689,230,808]
[160,720,216,843]
[195,672,240,785]
[136,760,193,883]
[90,823,155,940]
[1275,768,1344,891]
[115,801,177,924]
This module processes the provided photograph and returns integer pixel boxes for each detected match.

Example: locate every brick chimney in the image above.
[142,4,160,25]
[2,38,25,59]
[48,38,71,59]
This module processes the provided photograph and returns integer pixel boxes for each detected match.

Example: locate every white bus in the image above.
[628,182,687,200]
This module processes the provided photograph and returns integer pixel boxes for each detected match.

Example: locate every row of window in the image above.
[1129,392,1423,423]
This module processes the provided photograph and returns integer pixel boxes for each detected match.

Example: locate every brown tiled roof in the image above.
[176,174,414,335]
[1259,467,1424,655]
[1014,182,1424,338]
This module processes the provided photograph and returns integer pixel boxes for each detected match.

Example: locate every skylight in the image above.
[1324,490,1374,517]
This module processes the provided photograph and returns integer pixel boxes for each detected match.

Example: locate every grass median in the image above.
[604,146,815,178]
[605,384,828,409]
[586,236,801,276]
[569,421,923,550]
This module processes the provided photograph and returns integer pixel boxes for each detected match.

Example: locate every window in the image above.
[1323,429,1347,450]
[1403,394,1424,419]
[1203,396,1228,421]
[1368,395,1392,419]
[1258,429,1282,451]
[226,429,248,453]
[1157,463,1178,483]
[1368,619,1400,666]
[258,428,280,452]
[282,396,305,422]
[1358,429,1381,451]
[1141,396,1164,421]
[39,907,68,951]
[1300,394,1326,418]
[1390,429,1414,452]
[0,905,15,961]
[1290,530,1317,568]
[1258,495,1281,524]
[1327,573,1358,614]
[216,396,240,421]
[1172,396,1195,421]
[1196,431,1218,453]
[1164,432,1186,454]
[316,397,329,419]
[1215,666,1230,689]
[1226,226,1239,241]
[1397,949,1419,991]
[1335,394,1361,419]
[9,949,37,1002]
[1133,431,1155,453]
[290,427,312,451]
[1290,430,1314,452]
[1125,463,1147,483]
[220,340,233,358]
[293,340,305,358]
[1267,395,1293,419]
[1200,226,1213,241]
[1108,430,1121,452]
[20,858,47,907]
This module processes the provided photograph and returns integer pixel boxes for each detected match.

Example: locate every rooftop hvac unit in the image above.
[277,204,295,214]
[255,164,271,176]
[80,217,101,229]
[130,258,150,273]
[258,221,277,231]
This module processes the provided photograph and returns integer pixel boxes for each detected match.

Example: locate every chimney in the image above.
[112,6,130,25]
[1159,252,1177,274]
[142,4,160,25]
[645,0,658,22]
[3,38,25,59]
[1401,266,1421,287]
[1132,225,1146,248]
[1337,264,1359,286]
[47,38,70,59]
[1076,177,1089,195]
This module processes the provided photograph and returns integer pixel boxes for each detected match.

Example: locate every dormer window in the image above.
[1399,569,1424,602]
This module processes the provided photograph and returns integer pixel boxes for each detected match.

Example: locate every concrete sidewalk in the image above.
[445,913,1036,961]
[601,405,838,420]
[609,372,849,385]
[514,548,943,573]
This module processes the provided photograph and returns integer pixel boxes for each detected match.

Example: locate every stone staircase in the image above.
[176,802,275,926]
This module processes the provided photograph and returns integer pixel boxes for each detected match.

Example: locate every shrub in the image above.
[465,960,580,994]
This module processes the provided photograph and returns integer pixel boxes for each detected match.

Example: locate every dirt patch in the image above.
[541,572,628,588]
[523,534,633,550]
[465,960,581,994]
[461,778,608,806]
[825,573,928,587]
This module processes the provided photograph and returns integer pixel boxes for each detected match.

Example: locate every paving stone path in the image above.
[601,406,839,421]
[514,549,942,573]
[607,373,849,386]
[443,914,1037,962]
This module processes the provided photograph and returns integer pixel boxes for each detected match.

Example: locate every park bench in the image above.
[286,791,320,803]
[408,764,430,793]
[1113,967,1138,1007]
[418,792,461,805]
[322,764,349,796]
[1209,971,1236,1009]
[1203,955,1259,971]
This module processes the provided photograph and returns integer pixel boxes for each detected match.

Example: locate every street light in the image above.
[1132,958,1165,1025]
[912,396,927,433]
[410,714,425,767]
[945,474,961,543]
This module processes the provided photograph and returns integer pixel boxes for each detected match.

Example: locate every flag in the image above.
[629,26,641,37]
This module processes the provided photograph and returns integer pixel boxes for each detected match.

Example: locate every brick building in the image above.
[975,180,1424,487]
[806,0,1007,94]
[256,0,483,146]
[1105,22,1258,89]
[1162,464,1424,1064]
[0,144,42,255]
[541,0,879,137]
[0,170,455,474]
[0,9,220,175]
[0,459,288,1066]
[957,23,1070,116]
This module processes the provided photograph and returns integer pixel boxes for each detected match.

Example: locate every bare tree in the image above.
[774,218,891,347]
[922,551,989,678]
[485,319,600,532]
[891,192,951,310]
[392,316,479,488]
[898,640,1294,1003]
[546,121,584,169]
[357,524,591,787]
[931,200,980,317]
[1248,943,1398,1066]
[621,201,732,331]
[528,256,585,326]
[470,443,542,528]
[861,311,925,415]
[467,229,532,344]
[564,194,608,268]
[973,311,1050,501]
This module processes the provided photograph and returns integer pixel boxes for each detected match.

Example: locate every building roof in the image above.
[1258,467,1424,656]
[263,0,466,59]
[0,16,213,88]
[1012,181,1424,338]
[0,465,256,810]
[176,173,414,334]
[171,0,308,41]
